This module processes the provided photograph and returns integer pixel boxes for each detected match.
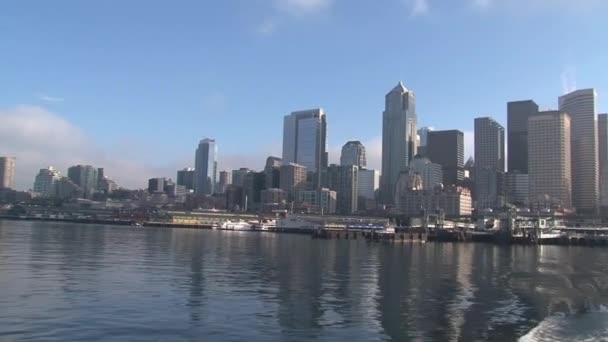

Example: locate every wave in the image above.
[519,305,608,342]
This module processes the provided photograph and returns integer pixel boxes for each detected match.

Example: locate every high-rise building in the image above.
[33,166,61,197]
[340,141,367,168]
[427,130,464,186]
[67,165,98,198]
[505,171,529,207]
[296,188,337,214]
[260,188,287,211]
[242,172,266,211]
[55,177,83,199]
[0,157,16,190]
[408,155,443,190]
[417,126,434,156]
[326,164,359,215]
[148,178,166,194]
[231,168,251,188]
[507,100,539,173]
[358,169,380,201]
[380,82,418,204]
[177,168,195,190]
[282,109,328,189]
[218,171,232,194]
[194,138,217,195]
[474,117,505,209]
[280,163,307,202]
[559,89,599,214]
[264,157,282,189]
[599,114,608,213]
[528,111,572,210]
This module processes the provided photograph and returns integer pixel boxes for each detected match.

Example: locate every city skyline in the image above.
[1,1,608,190]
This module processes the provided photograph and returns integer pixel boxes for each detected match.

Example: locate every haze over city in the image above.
[1,0,607,189]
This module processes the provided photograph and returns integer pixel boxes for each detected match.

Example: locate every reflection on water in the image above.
[0,220,607,341]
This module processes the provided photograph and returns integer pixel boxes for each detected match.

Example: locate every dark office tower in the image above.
[474,117,505,209]
[264,156,282,189]
[97,168,105,189]
[326,164,359,215]
[507,100,539,173]
[177,168,195,191]
[427,130,464,186]
[148,178,165,194]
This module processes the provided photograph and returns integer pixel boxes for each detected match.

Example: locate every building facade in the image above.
[417,126,434,156]
[326,164,359,215]
[380,82,418,204]
[427,130,464,186]
[395,183,473,217]
[505,171,529,207]
[177,168,195,191]
[507,100,539,173]
[194,138,218,196]
[474,117,505,209]
[296,188,337,214]
[358,169,380,201]
[280,163,307,202]
[282,109,328,189]
[0,157,16,190]
[33,166,61,197]
[231,168,251,188]
[218,171,232,194]
[408,155,443,190]
[261,188,287,211]
[340,141,367,168]
[600,114,608,214]
[528,111,572,210]
[559,89,599,214]
[67,165,98,199]
[264,156,282,189]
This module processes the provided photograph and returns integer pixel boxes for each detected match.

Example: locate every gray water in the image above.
[1,220,607,341]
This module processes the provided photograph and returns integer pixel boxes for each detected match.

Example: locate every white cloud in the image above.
[38,94,64,103]
[470,0,605,13]
[471,0,492,9]
[409,0,430,16]
[275,0,332,16]
[0,106,191,190]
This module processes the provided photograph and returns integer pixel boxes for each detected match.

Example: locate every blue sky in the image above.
[1,0,607,189]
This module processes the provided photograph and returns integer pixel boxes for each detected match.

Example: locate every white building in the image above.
[408,155,443,190]
[33,166,61,197]
[0,157,16,189]
[380,82,418,204]
[559,89,599,214]
[282,109,328,189]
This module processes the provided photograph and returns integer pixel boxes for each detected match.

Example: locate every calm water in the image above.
[1,221,608,341]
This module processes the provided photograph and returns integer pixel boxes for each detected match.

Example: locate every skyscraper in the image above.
[408,155,443,190]
[528,111,572,210]
[599,114,608,213]
[33,166,61,197]
[380,82,418,204]
[0,157,16,189]
[231,168,251,188]
[474,117,505,209]
[282,109,328,189]
[218,171,232,194]
[427,130,464,186]
[559,89,599,214]
[279,163,307,201]
[507,100,539,173]
[340,141,367,168]
[417,126,434,156]
[177,168,195,190]
[194,138,217,195]
[326,164,359,215]
[358,169,380,201]
[67,165,98,198]
[264,156,282,189]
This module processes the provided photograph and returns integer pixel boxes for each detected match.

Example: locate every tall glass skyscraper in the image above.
[474,117,505,209]
[282,109,328,189]
[559,89,599,214]
[194,138,218,195]
[380,82,418,204]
